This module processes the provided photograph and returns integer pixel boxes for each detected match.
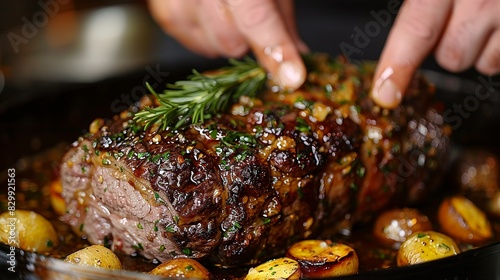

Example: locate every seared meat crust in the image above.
[60,54,449,266]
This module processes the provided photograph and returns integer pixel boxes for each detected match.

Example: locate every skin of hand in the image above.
[372,0,500,108]
[147,0,308,90]
[149,0,500,108]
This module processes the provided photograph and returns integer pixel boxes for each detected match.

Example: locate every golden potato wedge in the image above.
[65,245,122,270]
[286,240,358,278]
[149,258,211,279]
[438,195,492,244]
[373,208,433,249]
[397,231,460,266]
[245,257,301,280]
[0,210,59,253]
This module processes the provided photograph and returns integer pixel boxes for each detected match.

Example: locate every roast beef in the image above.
[60,54,450,266]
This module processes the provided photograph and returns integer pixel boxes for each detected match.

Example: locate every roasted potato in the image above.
[49,179,66,216]
[397,231,460,266]
[245,257,301,280]
[438,195,493,244]
[0,210,59,253]
[286,240,358,278]
[454,149,499,201]
[373,208,433,249]
[64,245,122,270]
[149,258,211,279]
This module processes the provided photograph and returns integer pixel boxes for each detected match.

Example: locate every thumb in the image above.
[372,0,453,109]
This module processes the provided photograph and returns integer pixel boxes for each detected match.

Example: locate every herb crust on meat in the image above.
[60,54,450,266]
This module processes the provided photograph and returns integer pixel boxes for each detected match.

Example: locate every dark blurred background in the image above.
[0,0,498,169]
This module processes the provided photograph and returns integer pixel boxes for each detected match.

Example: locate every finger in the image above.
[435,0,496,72]
[195,0,248,57]
[225,0,306,90]
[147,0,218,57]
[372,0,453,109]
[274,0,309,53]
[476,29,500,75]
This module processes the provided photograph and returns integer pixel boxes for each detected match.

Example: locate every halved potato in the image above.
[438,195,493,244]
[286,240,358,278]
[397,231,460,266]
[373,208,433,249]
[64,245,122,270]
[245,257,301,280]
[0,210,59,253]
[149,258,211,279]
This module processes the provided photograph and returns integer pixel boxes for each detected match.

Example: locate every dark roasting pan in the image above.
[1,64,500,279]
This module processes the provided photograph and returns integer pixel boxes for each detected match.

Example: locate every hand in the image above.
[372,0,500,109]
[147,0,308,90]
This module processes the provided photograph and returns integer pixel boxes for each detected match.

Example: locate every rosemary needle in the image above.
[133,57,267,130]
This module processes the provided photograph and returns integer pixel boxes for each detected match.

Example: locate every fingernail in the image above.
[278,61,304,90]
[372,68,402,108]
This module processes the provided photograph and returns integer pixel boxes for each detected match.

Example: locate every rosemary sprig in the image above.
[133,57,267,130]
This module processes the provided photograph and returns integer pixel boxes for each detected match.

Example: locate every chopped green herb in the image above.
[165,225,175,233]
[102,158,111,165]
[154,192,164,203]
[79,223,84,232]
[182,248,193,256]
[356,166,366,177]
[262,217,271,225]
[185,265,195,271]
[137,152,150,160]
[417,233,428,238]
[439,243,450,250]
[46,240,54,247]
[210,129,218,139]
[127,149,135,159]
[159,244,166,252]
[113,151,124,160]
[133,243,144,251]
[137,223,143,229]
[295,118,311,133]
[103,235,112,248]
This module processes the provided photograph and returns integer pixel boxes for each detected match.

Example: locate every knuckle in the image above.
[435,22,475,72]
[435,45,467,72]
